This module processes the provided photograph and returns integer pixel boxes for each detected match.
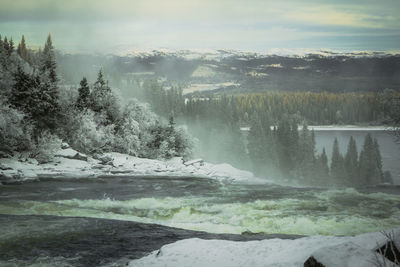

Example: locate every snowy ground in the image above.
[129,228,400,267]
[0,146,264,184]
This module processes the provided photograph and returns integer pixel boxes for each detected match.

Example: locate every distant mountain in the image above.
[56,49,400,95]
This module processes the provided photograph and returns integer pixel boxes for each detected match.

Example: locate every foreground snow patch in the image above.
[129,228,400,267]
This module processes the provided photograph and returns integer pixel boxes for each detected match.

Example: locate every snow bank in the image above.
[129,228,400,267]
[0,148,264,184]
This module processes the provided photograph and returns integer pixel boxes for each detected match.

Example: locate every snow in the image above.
[0,148,264,184]
[129,228,400,267]
[183,82,239,95]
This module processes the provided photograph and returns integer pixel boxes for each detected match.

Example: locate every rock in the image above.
[304,256,325,267]
[99,155,113,165]
[0,151,11,158]
[305,241,379,267]
[0,164,12,170]
[376,240,400,264]
[61,142,70,149]
[55,148,88,161]
[72,153,88,161]
[184,159,204,166]
[92,165,106,170]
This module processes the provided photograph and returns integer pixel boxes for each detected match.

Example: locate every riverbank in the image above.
[0,145,263,185]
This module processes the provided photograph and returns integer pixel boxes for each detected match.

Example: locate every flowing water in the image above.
[1,176,400,265]
[1,176,400,236]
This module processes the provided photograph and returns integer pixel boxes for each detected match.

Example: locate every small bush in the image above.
[34,131,62,163]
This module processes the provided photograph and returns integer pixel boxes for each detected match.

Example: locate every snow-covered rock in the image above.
[128,228,400,267]
[306,242,379,267]
[55,148,88,161]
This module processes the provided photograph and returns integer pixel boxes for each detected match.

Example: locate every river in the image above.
[1,175,400,265]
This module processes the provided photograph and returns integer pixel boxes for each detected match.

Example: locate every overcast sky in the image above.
[0,0,399,53]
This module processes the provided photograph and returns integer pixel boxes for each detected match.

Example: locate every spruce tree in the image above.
[76,77,90,110]
[330,138,346,185]
[90,69,119,124]
[296,122,316,182]
[344,136,359,185]
[8,38,14,55]
[359,134,383,185]
[3,37,9,54]
[248,112,269,176]
[318,148,329,178]
[40,34,57,85]
[276,116,297,178]
[373,138,383,180]
[17,35,28,61]
[11,65,58,133]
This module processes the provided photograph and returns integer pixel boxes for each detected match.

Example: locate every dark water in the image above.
[0,214,299,267]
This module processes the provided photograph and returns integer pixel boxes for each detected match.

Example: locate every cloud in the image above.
[0,0,399,52]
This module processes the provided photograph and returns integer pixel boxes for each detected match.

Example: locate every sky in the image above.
[0,0,399,54]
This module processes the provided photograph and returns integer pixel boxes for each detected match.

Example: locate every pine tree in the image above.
[330,138,346,185]
[76,77,90,110]
[344,136,359,185]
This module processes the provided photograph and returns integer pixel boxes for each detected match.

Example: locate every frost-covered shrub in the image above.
[113,99,158,156]
[0,100,34,155]
[173,125,194,159]
[140,123,193,160]
[114,115,141,156]
[67,110,116,154]
[34,131,62,163]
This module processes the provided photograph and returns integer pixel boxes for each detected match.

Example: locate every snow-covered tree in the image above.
[90,70,120,124]
[0,99,34,155]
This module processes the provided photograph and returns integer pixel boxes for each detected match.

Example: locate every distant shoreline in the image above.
[308,125,391,131]
[240,125,393,131]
